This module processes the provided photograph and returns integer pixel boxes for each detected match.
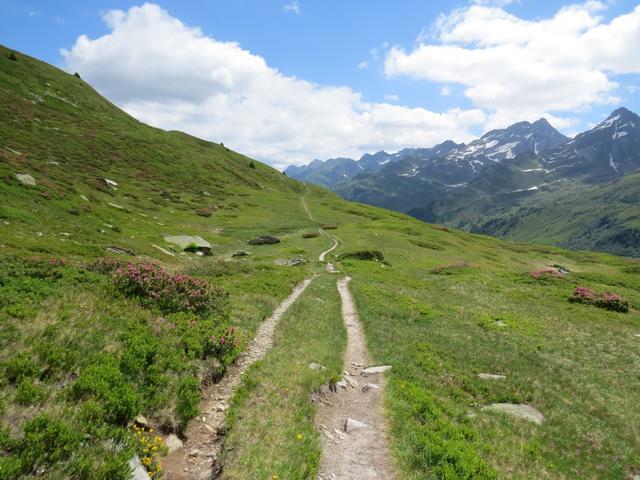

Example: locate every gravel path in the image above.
[315,277,396,479]
[163,277,315,479]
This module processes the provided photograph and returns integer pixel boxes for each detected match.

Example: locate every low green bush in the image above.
[15,379,47,406]
[338,250,385,262]
[175,375,200,431]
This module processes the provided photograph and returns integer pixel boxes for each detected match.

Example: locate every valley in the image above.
[1,45,639,480]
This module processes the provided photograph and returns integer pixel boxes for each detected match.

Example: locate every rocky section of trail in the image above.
[314,277,396,480]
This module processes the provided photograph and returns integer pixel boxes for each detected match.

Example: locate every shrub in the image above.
[339,250,385,262]
[2,353,39,383]
[322,224,338,230]
[530,267,563,279]
[569,286,630,312]
[175,376,200,431]
[204,326,240,366]
[131,424,167,478]
[15,379,47,406]
[249,161,256,169]
[74,72,81,79]
[302,232,320,239]
[113,262,228,316]
[7,52,17,61]
[84,256,129,275]
[248,235,280,245]
[70,358,142,425]
[18,415,82,471]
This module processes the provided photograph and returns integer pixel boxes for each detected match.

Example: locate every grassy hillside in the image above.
[1,46,639,480]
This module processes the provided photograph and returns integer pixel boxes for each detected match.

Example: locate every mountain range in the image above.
[285,107,640,256]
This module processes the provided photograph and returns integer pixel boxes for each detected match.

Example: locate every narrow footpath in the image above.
[163,277,315,480]
[315,277,396,480]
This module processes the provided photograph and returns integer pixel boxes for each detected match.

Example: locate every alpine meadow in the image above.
[1,2,640,480]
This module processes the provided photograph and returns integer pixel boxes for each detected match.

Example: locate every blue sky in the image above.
[1,0,640,167]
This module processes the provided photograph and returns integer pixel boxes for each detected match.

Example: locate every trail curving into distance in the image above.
[300,196,339,262]
[315,277,396,480]
[163,277,315,480]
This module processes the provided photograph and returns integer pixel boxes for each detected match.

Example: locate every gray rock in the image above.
[362,365,392,375]
[103,178,118,189]
[108,202,124,210]
[232,251,250,257]
[134,415,148,427]
[482,403,544,425]
[106,245,136,256]
[128,455,151,480]
[274,258,306,267]
[165,434,183,454]
[165,235,212,255]
[247,235,280,245]
[336,380,347,389]
[478,373,506,380]
[15,173,36,186]
[308,362,326,371]
[151,244,176,257]
[361,383,379,392]
[344,375,358,388]
[344,418,368,432]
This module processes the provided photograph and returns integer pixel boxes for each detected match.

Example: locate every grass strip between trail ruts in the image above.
[219,275,346,479]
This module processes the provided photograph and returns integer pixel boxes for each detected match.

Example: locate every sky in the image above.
[1,0,640,169]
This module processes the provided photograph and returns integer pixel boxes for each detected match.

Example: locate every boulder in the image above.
[275,258,306,266]
[482,403,544,425]
[361,383,379,393]
[344,418,368,432]
[232,251,250,257]
[15,173,36,186]
[165,235,212,255]
[247,235,280,245]
[165,434,183,454]
[127,455,151,480]
[362,365,392,375]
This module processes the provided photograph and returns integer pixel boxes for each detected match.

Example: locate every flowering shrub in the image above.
[84,256,129,275]
[204,326,240,366]
[569,286,630,312]
[131,424,167,478]
[530,267,564,279]
[431,261,469,275]
[113,262,228,316]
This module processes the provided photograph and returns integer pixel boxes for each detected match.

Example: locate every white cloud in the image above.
[357,61,369,70]
[62,4,486,168]
[384,94,399,102]
[284,1,300,15]
[440,85,452,96]
[385,1,639,129]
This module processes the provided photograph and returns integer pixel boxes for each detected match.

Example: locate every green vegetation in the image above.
[1,44,639,479]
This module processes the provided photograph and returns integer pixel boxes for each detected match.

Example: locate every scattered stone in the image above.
[108,202,124,210]
[165,434,183,454]
[232,251,250,257]
[635,333,640,338]
[215,405,227,413]
[362,365,392,375]
[478,373,506,380]
[106,245,136,256]
[344,418,368,432]
[361,383,379,393]
[351,362,363,368]
[322,429,335,441]
[495,320,507,328]
[134,415,148,427]
[103,178,118,188]
[15,173,36,186]
[482,403,544,425]
[128,455,152,480]
[247,235,280,245]
[308,362,326,371]
[344,375,358,388]
[80,194,89,202]
[151,244,176,257]
[333,428,347,440]
[217,421,229,437]
[275,258,306,267]
[189,449,200,457]
[336,380,347,389]
[164,235,212,255]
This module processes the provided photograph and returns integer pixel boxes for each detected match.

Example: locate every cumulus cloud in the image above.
[385,1,640,128]
[61,3,485,168]
[284,1,300,15]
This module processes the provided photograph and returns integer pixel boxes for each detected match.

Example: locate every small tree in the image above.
[249,161,256,169]
[8,52,17,61]
[74,72,81,79]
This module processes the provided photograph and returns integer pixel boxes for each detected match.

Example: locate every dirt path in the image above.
[315,277,396,480]
[163,277,315,480]
[301,196,339,262]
